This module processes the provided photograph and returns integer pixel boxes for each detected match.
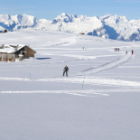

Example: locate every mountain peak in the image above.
[0,13,140,41]
[100,14,111,20]
[52,13,76,24]
[60,13,67,16]
[56,13,70,19]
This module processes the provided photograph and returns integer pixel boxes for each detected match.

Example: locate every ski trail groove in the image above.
[0,90,109,97]
[74,53,133,75]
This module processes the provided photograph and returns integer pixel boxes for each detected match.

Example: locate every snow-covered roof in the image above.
[0,44,27,53]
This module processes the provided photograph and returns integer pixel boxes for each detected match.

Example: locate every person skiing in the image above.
[63,65,69,77]
[132,50,134,55]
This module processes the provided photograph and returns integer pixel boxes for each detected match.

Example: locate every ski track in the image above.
[0,90,109,97]
[0,88,140,97]
[38,77,140,87]
[0,53,137,89]
[76,53,133,75]
[46,36,77,46]
[0,76,140,87]
[55,54,121,60]
[0,52,137,97]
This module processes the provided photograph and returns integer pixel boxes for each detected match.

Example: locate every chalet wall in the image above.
[24,46,35,58]
[0,53,15,61]
[0,46,36,62]
[16,46,35,58]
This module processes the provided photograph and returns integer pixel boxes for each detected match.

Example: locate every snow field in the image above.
[0,30,140,140]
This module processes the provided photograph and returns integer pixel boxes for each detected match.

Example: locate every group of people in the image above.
[126,50,134,55]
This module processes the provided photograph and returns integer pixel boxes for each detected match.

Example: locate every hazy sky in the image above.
[0,0,140,20]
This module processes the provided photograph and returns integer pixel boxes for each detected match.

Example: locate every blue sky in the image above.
[0,0,140,20]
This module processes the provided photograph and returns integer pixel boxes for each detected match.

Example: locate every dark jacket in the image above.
[64,66,69,72]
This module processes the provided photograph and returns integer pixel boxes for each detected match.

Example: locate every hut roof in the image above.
[0,44,36,53]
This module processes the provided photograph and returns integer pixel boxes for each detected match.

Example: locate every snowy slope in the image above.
[0,30,140,140]
[1,13,140,41]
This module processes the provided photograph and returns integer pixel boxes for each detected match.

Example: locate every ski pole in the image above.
[82,75,85,89]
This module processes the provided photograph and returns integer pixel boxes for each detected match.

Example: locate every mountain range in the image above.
[0,13,140,41]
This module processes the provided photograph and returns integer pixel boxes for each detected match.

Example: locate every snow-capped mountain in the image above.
[0,14,37,31]
[0,13,140,41]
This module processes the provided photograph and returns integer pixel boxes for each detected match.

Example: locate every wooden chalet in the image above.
[0,44,36,62]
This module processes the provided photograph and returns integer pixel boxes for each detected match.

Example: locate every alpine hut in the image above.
[0,44,36,62]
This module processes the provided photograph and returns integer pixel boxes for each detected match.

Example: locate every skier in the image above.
[132,50,134,55]
[63,65,69,77]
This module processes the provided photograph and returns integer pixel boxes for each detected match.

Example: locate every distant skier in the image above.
[126,51,128,54]
[132,50,134,55]
[63,65,69,77]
